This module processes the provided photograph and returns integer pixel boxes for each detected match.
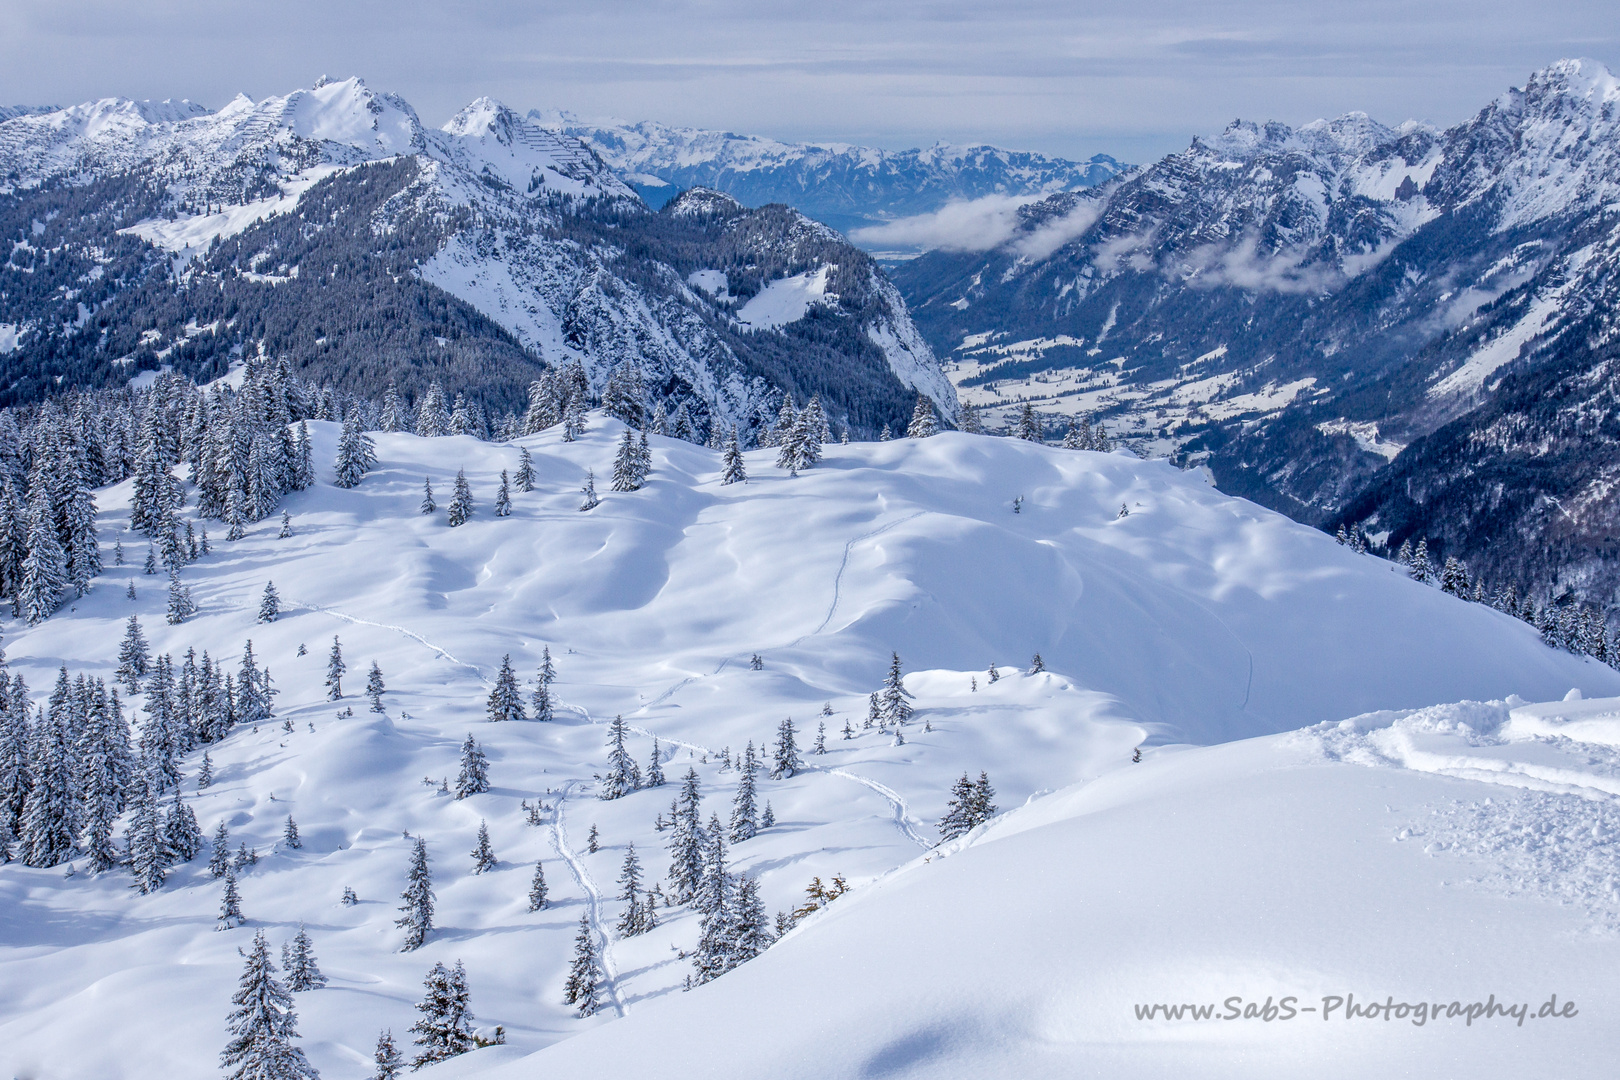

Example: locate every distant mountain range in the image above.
[532,110,1125,241]
[891,58,1620,611]
[0,79,955,436]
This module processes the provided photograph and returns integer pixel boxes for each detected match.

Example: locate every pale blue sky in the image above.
[1,1,1616,163]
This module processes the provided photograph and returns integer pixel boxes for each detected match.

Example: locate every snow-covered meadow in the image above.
[1,418,1615,1078]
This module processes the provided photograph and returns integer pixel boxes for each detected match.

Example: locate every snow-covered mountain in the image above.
[892,58,1620,610]
[0,78,954,436]
[532,110,1126,240]
[1,417,1614,1078]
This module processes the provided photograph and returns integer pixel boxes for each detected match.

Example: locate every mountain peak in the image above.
[666,186,746,217]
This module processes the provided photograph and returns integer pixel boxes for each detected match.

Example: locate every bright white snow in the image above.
[736,266,834,328]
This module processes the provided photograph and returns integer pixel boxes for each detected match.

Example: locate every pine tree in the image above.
[958,402,983,434]
[166,796,204,861]
[410,960,476,1067]
[600,715,640,799]
[396,837,434,950]
[117,614,150,692]
[563,913,601,1016]
[770,717,802,779]
[937,773,977,841]
[881,652,912,726]
[282,814,301,850]
[20,703,75,867]
[720,429,747,485]
[906,395,938,438]
[667,768,705,903]
[220,930,318,1080]
[332,415,376,489]
[258,581,280,623]
[419,478,436,515]
[366,662,386,713]
[218,864,244,929]
[165,568,195,625]
[813,722,827,754]
[731,874,771,966]
[278,511,292,539]
[527,860,548,912]
[611,429,642,492]
[987,662,1000,684]
[446,470,473,526]
[209,820,232,878]
[373,1030,403,1080]
[615,843,645,936]
[128,777,167,892]
[646,737,665,787]
[516,447,535,493]
[692,822,735,984]
[494,470,512,518]
[20,486,67,624]
[325,637,345,700]
[486,655,526,722]
[1030,652,1045,674]
[467,819,498,873]
[969,772,998,825]
[1016,402,1042,442]
[578,470,599,511]
[1410,539,1433,584]
[532,646,555,722]
[415,384,450,439]
[586,823,600,853]
[455,735,489,799]
[729,741,759,843]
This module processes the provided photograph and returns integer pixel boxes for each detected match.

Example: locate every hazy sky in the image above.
[1,1,1616,162]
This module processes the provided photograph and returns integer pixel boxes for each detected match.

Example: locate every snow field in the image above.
[0,417,1613,1078]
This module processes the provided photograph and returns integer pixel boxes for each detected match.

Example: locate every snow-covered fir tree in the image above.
[720,429,747,485]
[325,637,345,700]
[115,615,150,690]
[285,924,327,991]
[470,819,497,873]
[906,395,938,438]
[258,580,280,623]
[419,477,436,515]
[578,469,599,511]
[332,414,377,489]
[485,655,525,722]
[494,470,512,518]
[415,383,450,439]
[770,716,802,779]
[728,741,759,843]
[446,470,474,526]
[692,819,735,984]
[20,703,75,867]
[666,768,705,903]
[366,662,386,713]
[611,429,644,492]
[455,735,489,799]
[218,864,244,930]
[563,914,601,1016]
[516,447,535,493]
[410,960,476,1067]
[532,646,555,722]
[165,569,196,625]
[166,795,204,861]
[396,837,435,951]
[1016,402,1043,442]
[372,1030,403,1080]
[282,814,301,850]
[646,737,665,787]
[600,714,641,800]
[128,776,167,892]
[219,930,318,1080]
[615,843,647,936]
[209,821,232,878]
[527,860,548,912]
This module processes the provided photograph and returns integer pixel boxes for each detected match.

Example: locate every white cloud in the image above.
[1011,200,1104,260]
[848,194,1043,253]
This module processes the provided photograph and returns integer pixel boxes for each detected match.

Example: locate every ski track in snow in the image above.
[285,599,490,685]
[550,779,627,1017]
[824,767,933,849]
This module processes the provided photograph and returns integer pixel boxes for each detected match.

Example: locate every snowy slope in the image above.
[0,424,1612,1079]
[493,699,1620,1080]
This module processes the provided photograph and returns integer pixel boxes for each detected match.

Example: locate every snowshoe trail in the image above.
[825,767,932,849]
[550,779,627,1016]
[285,599,490,685]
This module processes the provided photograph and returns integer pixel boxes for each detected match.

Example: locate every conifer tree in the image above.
[372,1030,403,1080]
[600,714,640,799]
[410,960,476,1067]
[218,864,245,929]
[415,383,450,439]
[646,737,665,787]
[283,814,301,850]
[881,652,913,726]
[1410,539,1433,584]
[258,581,280,623]
[166,796,204,861]
[117,614,150,692]
[760,802,775,829]
[813,722,827,755]
[220,930,318,1080]
[128,777,168,892]
[20,487,67,624]
[527,860,548,912]
[1030,653,1045,674]
[396,837,434,950]
[333,414,377,489]
[1016,402,1042,442]
[692,821,734,984]
[283,925,327,992]
[165,569,195,625]
[210,820,232,878]
[446,470,474,526]
[729,741,759,843]
[516,447,535,493]
[494,470,512,518]
[455,735,489,799]
[770,716,802,779]
[970,771,998,825]
[277,511,291,539]
[937,773,977,841]
[732,874,771,966]
[587,823,599,853]
[419,478,436,515]
[325,637,345,700]
[615,843,645,936]
[578,469,599,511]
[906,395,938,438]
[563,914,601,1016]
[20,704,75,867]
[486,655,526,722]
[470,819,497,873]
[366,662,386,713]
[532,646,555,722]
[611,430,642,492]
[720,428,747,485]
[667,768,705,903]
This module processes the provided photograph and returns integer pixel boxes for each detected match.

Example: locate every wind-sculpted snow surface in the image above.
[0,421,1613,1078]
